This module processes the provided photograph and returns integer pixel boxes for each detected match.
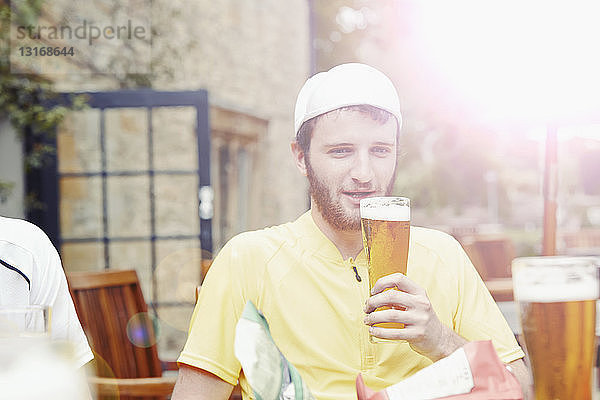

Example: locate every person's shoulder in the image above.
[0,216,57,280]
[209,219,301,279]
[225,218,300,252]
[410,227,471,275]
[0,216,53,252]
[411,225,462,252]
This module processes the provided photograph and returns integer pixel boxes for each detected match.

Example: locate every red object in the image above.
[356,341,523,400]
[356,374,388,400]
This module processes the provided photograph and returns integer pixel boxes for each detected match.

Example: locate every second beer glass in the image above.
[512,256,599,400]
[360,196,410,343]
[0,305,50,337]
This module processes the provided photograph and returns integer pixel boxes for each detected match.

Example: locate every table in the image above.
[484,278,514,302]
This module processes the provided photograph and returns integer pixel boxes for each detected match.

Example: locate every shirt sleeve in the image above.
[29,230,94,368]
[177,236,253,385]
[452,240,525,363]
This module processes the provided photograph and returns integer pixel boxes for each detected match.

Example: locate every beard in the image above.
[306,159,397,232]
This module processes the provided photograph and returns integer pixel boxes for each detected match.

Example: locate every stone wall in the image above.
[150,0,311,227]
[44,0,311,361]
[54,0,311,229]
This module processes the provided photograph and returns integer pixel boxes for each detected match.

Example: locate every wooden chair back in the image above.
[68,269,165,400]
[460,235,515,280]
[459,235,516,301]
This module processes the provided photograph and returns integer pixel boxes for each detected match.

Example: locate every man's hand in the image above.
[363,273,467,361]
[507,359,533,400]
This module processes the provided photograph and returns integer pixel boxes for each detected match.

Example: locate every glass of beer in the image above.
[360,196,410,343]
[512,256,599,400]
[0,305,51,337]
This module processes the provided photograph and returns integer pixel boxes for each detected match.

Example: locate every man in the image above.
[0,215,93,368]
[172,63,531,399]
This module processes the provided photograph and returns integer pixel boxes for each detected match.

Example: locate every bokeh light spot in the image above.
[126,312,160,348]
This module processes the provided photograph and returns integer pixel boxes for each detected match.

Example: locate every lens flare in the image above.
[126,312,160,348]
[408,0,600,125]
[155,246,208,332]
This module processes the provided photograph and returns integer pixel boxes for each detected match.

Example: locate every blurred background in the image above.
[1,0,599,362]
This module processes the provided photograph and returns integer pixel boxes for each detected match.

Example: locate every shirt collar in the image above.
[294,210,367,265]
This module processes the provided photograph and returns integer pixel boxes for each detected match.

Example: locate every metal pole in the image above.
[307,0,317,76]
[542,125,558,256]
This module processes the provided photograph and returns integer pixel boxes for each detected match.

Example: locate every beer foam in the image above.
[360,204,410,221]
[513,266,599,302]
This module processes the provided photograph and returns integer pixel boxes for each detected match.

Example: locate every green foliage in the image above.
[0,0,87,203]
[0,181,15,203]
[394,121,509,216]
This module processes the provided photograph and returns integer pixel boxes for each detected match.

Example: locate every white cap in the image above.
[294,63,402,135]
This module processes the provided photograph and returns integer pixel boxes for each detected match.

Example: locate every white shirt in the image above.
[0,216,93,368]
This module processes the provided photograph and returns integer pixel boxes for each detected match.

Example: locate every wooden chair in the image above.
[558,229,600,256]
[459,235,516,301]
[68,269,177,400]
[483,278,514,302]
[460,235,515,280]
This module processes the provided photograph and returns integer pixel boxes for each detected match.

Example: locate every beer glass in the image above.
[360,196,410,343]
[0,305,88,400]
[512,256,599,400]
[0,305,50,337]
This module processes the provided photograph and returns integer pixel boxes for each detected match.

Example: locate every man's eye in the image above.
[372,146,391,155]
[329,148,352,156]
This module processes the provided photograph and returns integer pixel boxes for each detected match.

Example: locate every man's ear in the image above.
[290,141,308,176]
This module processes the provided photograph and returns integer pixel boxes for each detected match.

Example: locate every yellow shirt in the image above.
[178,211,524,399]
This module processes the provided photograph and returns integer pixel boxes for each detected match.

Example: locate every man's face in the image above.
[305,109,398,231]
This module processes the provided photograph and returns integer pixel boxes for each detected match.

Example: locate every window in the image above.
[210,106,267,252]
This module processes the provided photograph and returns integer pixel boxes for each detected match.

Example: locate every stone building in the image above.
[2,0,311,358]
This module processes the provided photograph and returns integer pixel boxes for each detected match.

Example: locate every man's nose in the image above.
[351,152,374,183]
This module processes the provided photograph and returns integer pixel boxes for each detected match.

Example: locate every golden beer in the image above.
[360,197,410,338]
[512,257,599,400]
